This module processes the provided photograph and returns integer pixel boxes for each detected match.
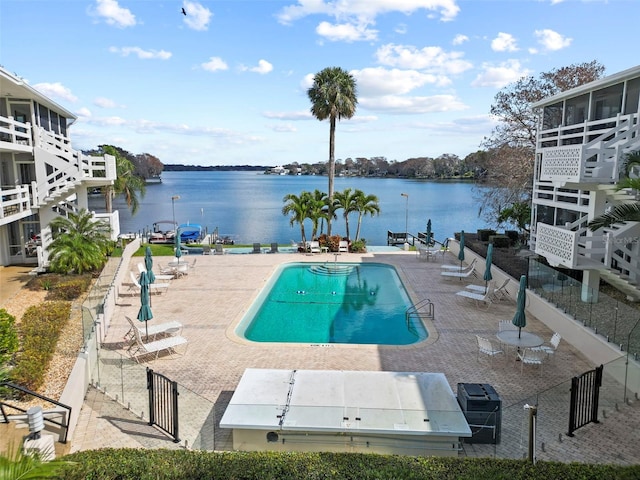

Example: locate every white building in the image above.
[531,65,640,301]
[0,67,118,270]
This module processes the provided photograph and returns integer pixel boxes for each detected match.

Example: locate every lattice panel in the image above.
[534,223,577,267]
[540,147,582,181]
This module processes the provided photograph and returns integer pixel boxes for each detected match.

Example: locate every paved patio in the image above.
[57,250,640,463]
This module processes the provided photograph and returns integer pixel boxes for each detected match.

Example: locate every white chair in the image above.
[338,240,349,253]
[128,272,170,293]
[533,332,561,361]
[498,320,518,332]
[455,288,493,308]
[441,267,476,280]
[491,278,511,301]
[137,263,173,281]
[214,244,225,255]
[308,241,321,254]
[127,326,188,363]
[476,335,504,364]
[124,316,183,342]
[202,245,212,255]
[441,258,477,271]
[517,348,546,375]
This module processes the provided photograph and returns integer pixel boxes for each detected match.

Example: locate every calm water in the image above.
[239,262,426,345]
[91,171,489,245]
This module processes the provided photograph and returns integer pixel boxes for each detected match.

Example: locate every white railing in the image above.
[0,184,32,222]
[538,113,639,186]
[0,115,32,147]
[534,223,579,268]
[93,210,121,240]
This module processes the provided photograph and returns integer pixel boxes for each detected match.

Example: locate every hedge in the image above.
[56,450,640,480]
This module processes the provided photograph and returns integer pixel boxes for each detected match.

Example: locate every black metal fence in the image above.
[147,368,180,443]
[567,364,603,437]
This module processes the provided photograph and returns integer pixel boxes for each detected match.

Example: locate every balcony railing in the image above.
[534,223,579,268]
[538,113,640,186]
[0,184,32,223]
[0,115,32,149]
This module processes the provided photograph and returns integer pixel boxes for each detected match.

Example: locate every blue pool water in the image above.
[238,262,428,345]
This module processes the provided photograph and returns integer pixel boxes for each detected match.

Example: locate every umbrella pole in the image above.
[146,321,149,341]
[518,327,522,339]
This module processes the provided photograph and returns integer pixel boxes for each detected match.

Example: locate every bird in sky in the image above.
[181,7,186,15]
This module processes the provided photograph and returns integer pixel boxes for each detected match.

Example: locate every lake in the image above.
[90,171,490,246]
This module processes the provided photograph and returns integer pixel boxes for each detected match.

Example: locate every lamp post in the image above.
[171,195,180,230]
[401,193,409,249]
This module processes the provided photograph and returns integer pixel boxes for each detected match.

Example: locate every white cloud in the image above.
[32,82,78,102]
[91,0,136,28]
[375,43,472,75]
[359,94,468,114]
[240,59,274,74]
[183,1,212,31]
[534,29,572,51]
[395,23,408,35]
[263,111,312,121]
[268,124,298,133]
[471,60,531,88]
[277,0,461,25]
[316,21,378,42]
[94,97,117,108]
[491,32,518,52]
[353,67,450,96]
[452,34,468,45]
[109,46,172,60]
[201,57,228,72]
[76,107,92,118]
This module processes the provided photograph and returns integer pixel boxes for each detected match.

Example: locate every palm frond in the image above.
[588,202,640,231]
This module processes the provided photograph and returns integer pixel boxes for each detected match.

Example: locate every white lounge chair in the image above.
[456,288,493,308]
[441,258,477,271]
[338,240,349,253]
[128,272,170,293]
[202,245,212,255]
[124,316,183,342]
[308,241,321,254]
[137,263,174,281]
[214,244,225,255]
[441,267,476,280]
[128,326,188,363]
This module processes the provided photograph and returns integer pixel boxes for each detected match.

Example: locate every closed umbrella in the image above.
[483,243,494,294]
[512,275,527,338]
[174,228,182,263]
[137,271,153,340]
[144,246,155,284]
[425,219,432,246]
[458,230,465,269]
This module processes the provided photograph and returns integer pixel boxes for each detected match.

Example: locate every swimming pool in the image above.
[237,262,428,345]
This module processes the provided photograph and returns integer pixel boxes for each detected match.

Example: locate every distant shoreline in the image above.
[163,164,268,172]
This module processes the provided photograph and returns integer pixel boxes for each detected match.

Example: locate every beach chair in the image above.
[308,241,321,254]
[455,288,493,308]
[214,244,225,255]
[128,326,188,363]
[251,243,262,254]
[137,262,174,281]
[441,267,476,280]
[124,316,183,342]
[202,245,212,255]
[441,258,477,271]
[338,240,349,253]
[128,272,170,293]
[268,242,279,253]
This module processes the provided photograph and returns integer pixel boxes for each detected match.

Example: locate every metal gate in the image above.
[567,364,603,437]
[147,368,180,443]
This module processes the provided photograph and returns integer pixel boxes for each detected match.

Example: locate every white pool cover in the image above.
[220,369,472,456]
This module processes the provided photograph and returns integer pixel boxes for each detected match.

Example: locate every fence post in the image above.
[567,376,578,437]
[147,368,154,426]
[172,380,180,444]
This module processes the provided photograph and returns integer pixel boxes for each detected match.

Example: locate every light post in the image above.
[171,195,180,230]
[401,193,409,249]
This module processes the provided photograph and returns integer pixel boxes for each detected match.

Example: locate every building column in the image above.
[581,270,599,303]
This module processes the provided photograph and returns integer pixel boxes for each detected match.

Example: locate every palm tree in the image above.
[353,190,380,241]
[589,151,640,230]
[308,189,330,239]
[307,67,358,234]
[47,209,111,274]
[100,145,146,215]
[333,188,358,240]
[0,445,74,479]
[282,192,311,245]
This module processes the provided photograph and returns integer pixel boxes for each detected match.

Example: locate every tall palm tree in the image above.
[589,151,640,230]
[282,192,311,245]
[307,66,358,235]
[100,145,146,215]
[353,190,380,241]
[48,209,111,274]
[333,188,358,240]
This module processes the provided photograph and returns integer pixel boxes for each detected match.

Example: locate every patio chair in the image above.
[128,272,170,294]
[137,262,174,281]
[517,348,546,375]
[532,332,561,361]
[214,244,225,255]
[455,288,493,308]
[338,240,349,253]
[492,278,511,301]
[124,316,183,343]
[476,335,504,364]
[268,242,279,253]
[202,245,212,255]
[308,241,321,254]
[128,325,188,363]
[465,280,495,295]
[441,267,476,280]
[251,243,262,253]
[441,258,477,271]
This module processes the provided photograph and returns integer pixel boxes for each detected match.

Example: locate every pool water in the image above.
[238,262,428,345]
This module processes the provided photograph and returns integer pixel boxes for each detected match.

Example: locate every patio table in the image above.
[496,330,543,349]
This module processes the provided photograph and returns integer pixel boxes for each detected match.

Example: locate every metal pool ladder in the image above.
[405,299,435,336]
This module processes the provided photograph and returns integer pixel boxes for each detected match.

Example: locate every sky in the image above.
[1,0,638,167]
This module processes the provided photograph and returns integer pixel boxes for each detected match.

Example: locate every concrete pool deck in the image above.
[68,249,639,463]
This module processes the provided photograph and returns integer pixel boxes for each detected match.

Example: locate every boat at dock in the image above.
[149,220,177,244]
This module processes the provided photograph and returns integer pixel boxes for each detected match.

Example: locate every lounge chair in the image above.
[202,245,212,255]
[127,325,188,363]
[308,241,321,254]
[214,244,225,255]
[137,263,174,281]
[128,272,170,293]
[455,288,493,308]
[338,240,349,253]
[441,258,477,271]
[268,242,279,253]
[124,316,183,342]
[251,243,262,254]
[441,267,476,280]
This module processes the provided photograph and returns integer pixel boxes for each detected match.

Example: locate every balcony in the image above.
[534,223,579,268]
[0,184,33,226]
[0,115,32,152]
[538,113,640,187]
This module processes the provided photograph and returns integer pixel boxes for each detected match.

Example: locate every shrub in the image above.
[11,301,71,391]
[0,308,19,365]
[477,229,496,242]
[46,277,91,301]
[489,234,511,248]
[350,239,367,253]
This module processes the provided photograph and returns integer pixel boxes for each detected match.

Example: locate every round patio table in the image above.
[496,330,543,349]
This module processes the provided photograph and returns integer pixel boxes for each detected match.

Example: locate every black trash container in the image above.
[457,383,501,444]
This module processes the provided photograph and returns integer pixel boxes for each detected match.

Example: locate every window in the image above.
[565,94,588,126]
[624,78,640,115]
[542,102,562,130]
[593,83,623,120]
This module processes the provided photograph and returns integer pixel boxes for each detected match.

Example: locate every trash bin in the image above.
[457,383,501,444]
